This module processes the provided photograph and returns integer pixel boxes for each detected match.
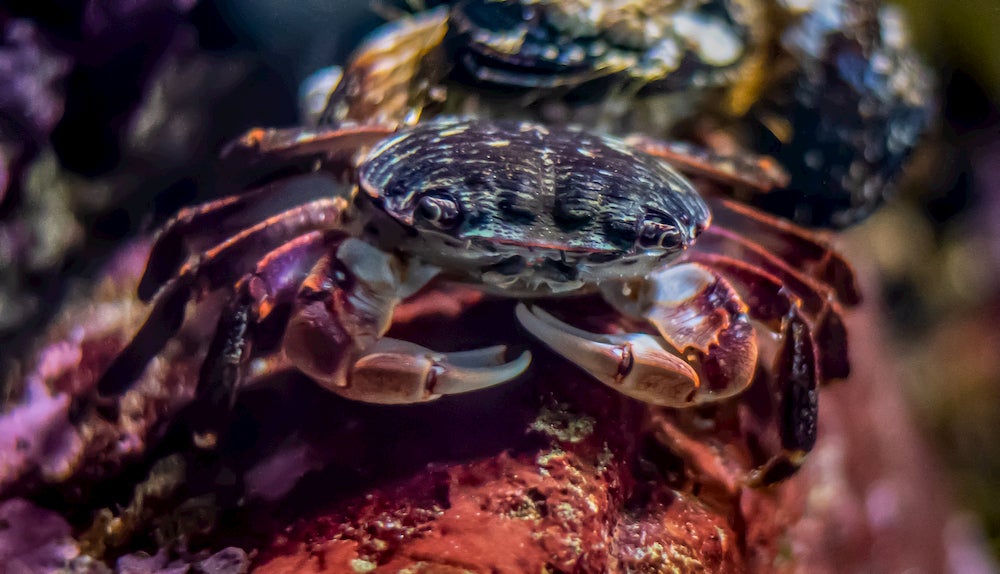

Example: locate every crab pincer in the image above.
[283,238,530,404]
[517,261,759,407]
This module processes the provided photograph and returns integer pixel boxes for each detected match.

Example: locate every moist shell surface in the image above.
[358,118,711,294]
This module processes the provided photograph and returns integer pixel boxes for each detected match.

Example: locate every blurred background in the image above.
[1,0,998,560]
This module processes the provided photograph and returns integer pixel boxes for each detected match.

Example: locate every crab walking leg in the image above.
[188,232,334,446]
[627,135,791,194]
[747,308,823,486]
[283,238,531,404]
[707,198,861,305]
[515,304,703,406]
[139,174,352,300]
[634,139,858,304]
[219,124,395,175]
[697,226,837,317]
[96,199,347,397]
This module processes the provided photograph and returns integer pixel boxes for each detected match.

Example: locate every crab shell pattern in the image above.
[97,115,859,485]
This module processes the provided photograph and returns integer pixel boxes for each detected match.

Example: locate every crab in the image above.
[96,115,858,483]
[312,0,934,228]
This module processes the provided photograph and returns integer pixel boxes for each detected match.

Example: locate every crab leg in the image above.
[746,307,822,486]
[632,134,860,305]
[283,238,531,404]
[219,124,396,178]
[707,198,861,305]
[139,173,352,300]
[97,198,347,397]
[775,310,819,454]
[169,197,346,295]
[189,232,332,432]
[696,227,835,317]
[627,135,791,194]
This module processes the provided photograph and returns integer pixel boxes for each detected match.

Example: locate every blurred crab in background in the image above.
[314,0,934,228]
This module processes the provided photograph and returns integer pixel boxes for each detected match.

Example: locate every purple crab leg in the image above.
[747,308,821,487]
[186,231,334,447]
[708,198,861,305]
[696,226,836,317]
[219,124,395,174]
[97,198,348,397]
[170,196,347,295]
[631,137,860,309]
[776,310,826,455]
[139,173,350,301]
[627,135,791,194]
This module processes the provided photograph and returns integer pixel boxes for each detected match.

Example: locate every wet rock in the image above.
[0,19,70,149]
[0,498,80,573]
[0,240,210,495]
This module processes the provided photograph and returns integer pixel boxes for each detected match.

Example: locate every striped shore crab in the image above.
[316,0,934,227]
[96,116,858,484]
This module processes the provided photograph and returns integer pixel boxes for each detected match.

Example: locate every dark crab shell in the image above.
[358,117,710,294]
[448,0,754,91]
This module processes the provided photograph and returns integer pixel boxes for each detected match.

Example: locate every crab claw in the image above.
[338,339,532,404]
[600,263,759,402]
[515,304,701,406]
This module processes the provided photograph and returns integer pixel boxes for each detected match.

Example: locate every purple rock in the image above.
[975,141,1000,271]
[0,19,71,145]
[116,547,249,574]
[117,550,188,574]
[243,438,323,502]
[0,498,79,573]
[193,547,250,574]
[0,375,82,494]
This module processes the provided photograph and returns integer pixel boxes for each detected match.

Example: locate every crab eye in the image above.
[330,258,355,291]
[638,213,684,250]
[415,191,462,229]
